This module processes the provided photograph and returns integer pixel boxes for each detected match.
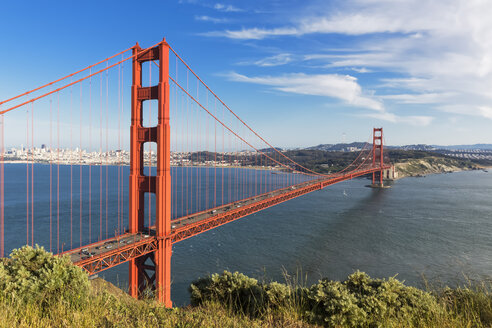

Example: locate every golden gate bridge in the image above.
[0,38,392,307]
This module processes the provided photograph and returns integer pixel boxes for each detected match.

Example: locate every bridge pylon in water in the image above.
[129,39,172,307]
[372,127,384,187]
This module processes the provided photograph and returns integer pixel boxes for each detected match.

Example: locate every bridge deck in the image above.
[65,165,390,275]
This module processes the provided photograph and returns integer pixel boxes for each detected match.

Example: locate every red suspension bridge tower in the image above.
[129,39,172,306]
[372,127,384,186]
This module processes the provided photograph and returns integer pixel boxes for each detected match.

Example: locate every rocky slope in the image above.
[393,156,481,179]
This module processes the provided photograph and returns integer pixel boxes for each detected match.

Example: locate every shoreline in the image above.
[0,161,288,172]
[393,165,490,180]
[3,160,489,180]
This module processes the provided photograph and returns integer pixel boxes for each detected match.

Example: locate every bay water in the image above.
[2,164,491,305]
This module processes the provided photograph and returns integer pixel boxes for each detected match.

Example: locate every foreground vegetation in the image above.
[0,246,491,327]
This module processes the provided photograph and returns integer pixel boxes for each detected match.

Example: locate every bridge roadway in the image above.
[64,165,390,275]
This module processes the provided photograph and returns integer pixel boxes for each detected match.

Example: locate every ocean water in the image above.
[2,164,491,305]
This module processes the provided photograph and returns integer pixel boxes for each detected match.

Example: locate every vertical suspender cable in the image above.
[57,92,60,254]
[180,94,183,217]
[228,111,231,203]
[31,104,34,246]
[222,105,224,206]
[214,96,217,207]
[117,62,121,235]
[70,80,73,249]
[49,93,53,252]
[0,113,3,257]
[105,62,109,239]
[120,60,125,234]
[205,92,209,209]
[148,62,152,229]
[26,107,29,245]
[195,80,200,212]
[79,84,83,247]
[89,69,92,244]
[99,73,103,241]
[186,70,189,215]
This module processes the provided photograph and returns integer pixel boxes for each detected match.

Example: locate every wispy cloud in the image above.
[205,1,489,40]
[203,12,430,39]
[225,71,435,126]
[226,72,383,111]
[438,105,492,120]
[381,93,454,104]
[208,0,492,127]
[194,15,229,24]
[204,27,297,39]
[214,3,243,12]
[364,112,434,126]
[214,0,492,123]
[351,67,372,73]
[253,54,293,67]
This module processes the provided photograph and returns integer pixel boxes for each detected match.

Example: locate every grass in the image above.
[0,279,315,327]
[1,274,490,327]
[0,246,490,327]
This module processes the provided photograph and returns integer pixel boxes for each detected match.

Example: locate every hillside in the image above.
[385,150,483,178]
[393,156,480,178]
[279,149,484,177]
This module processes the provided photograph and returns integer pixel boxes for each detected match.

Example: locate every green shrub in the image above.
[189,271,299,316]
[306,278,366,326]
[190,271,266,315]
[0,245,89,309]
[264,281,292,308]
[190,270,444,327]
[306,271,439,327]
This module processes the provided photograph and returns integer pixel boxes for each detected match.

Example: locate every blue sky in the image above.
[1,0,491,147]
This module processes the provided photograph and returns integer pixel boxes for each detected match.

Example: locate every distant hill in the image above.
[258,147,283,153]
[395,144,437,151]
[431,144,492,150]
[303,143,492,152]
[305,142,368,152]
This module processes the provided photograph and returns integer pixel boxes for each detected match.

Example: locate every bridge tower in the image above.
[129,39,172,307]
[372,128,384,186]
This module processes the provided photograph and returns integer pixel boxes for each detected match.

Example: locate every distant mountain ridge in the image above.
[302,143,492,152]
[304,142,368,151]
[431,144,492,150]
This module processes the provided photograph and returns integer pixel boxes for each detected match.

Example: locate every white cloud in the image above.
[226,72,383,111]
[381,93,454,104]
[438,105,492,120]
[206,1,491,40]
[364,112,434,126]
[204,27,297,39]
[351,67,371,73]
[477,106,492,119]
[194,15,229,24]
[209,0,492,128]
[253,54,293,67]
[214,3,243,12]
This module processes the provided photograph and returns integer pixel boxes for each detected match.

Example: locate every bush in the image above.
[190,271,266,315]
[0,245,89,309]
[306,278,366,326]
[305,271,439,327]
[191,270,443,327]
[190,271,299,316]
